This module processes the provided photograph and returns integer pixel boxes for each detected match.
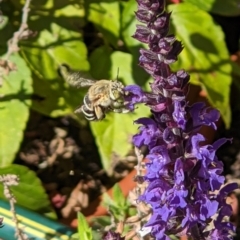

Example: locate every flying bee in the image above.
[58,64,130,121]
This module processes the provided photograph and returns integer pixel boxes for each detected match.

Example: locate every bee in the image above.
[58,64,129,121]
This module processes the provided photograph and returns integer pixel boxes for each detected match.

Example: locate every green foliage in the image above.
[121,0,154,88]
[86,1,120,47]
[169,2,232,127]
[183,0,240,16]
[89,47,150,172]
[121,0,141,49]
[20,21,89,117]
[76,212,93,240]
[0,54,32,167]
[103,183,130,221]
[0,164,51,212]
[0,0,238,215]
[71,213,104,240]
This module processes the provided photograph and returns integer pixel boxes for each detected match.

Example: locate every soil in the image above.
[14,110,136,222]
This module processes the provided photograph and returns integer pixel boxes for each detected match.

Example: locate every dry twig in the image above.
[0,0,32,86]
[0,174,29,240]
[5,0,32,60]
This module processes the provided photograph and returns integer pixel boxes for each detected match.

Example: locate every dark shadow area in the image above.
[211,13,240,55]
[0,80,38,107]
[88,47,113,80]
[190,33,218,54]
[129,45,151,87]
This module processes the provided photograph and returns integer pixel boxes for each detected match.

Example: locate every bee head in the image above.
[110,81,125,100]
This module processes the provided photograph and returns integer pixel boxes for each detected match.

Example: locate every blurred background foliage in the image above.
[0,0,240,213]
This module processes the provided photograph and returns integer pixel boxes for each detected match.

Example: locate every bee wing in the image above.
[58,64,96,88]
[65,72,97,88]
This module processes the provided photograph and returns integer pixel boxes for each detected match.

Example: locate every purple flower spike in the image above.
[120,0,237,239]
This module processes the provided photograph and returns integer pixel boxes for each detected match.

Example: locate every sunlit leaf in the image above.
[121,0,141,49]
[0,54,32,167]
[87,1,120,47]
[20,22,89,117]
[121,0,150,87]
[112,183,127,208]
[183,0,240,16]
[89,47,150,173]
[77,212,93,240]
[54,4,85,17]
[169,3,232,127]
[0,164,51,212]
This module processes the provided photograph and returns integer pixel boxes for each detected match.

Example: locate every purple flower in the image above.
[122,0,237,239]
[182,204,201,228]
[124,85,147,109]
[103,231,125,240]
[133,118,162,149]
[170,158,188,208]
[199,199,219,221]
[145,146,171,179]
[133,24,160,44]
[124,84,167,111]
[172,100,186,130]
[188,102,220,130]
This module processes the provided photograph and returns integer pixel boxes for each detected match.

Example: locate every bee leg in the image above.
[74,106,83,114]
[121,108,130,113]
[113,108,122,113]
[112,101,123,108]
[112,100,130,114]
[94,105,105,120]
[113,108,130,114]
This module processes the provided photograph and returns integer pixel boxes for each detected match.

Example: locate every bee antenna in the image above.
[60,63,70,70]
[57,63,70,78]
[116,67,119,80]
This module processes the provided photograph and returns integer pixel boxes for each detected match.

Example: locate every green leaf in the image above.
[10,0,85,13]
[0,54,32,167]
[77,212,93,240]
[121,0,140,49]
[54,3,85,17]
[183,0,240,16]
[102,192,122,220]
[121,0,150,87]
[0,164,51,211]
[20,22,90,117]
[90,110,148,174]
[87,1,120,47]
[0,3,21,55]
[0,16,8,30]
[86,216,111,240]
[112,183,126,207]
[89,47,150,173]
[70,233,79,240]
[169,3,232,128]
[102,184,128,220]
